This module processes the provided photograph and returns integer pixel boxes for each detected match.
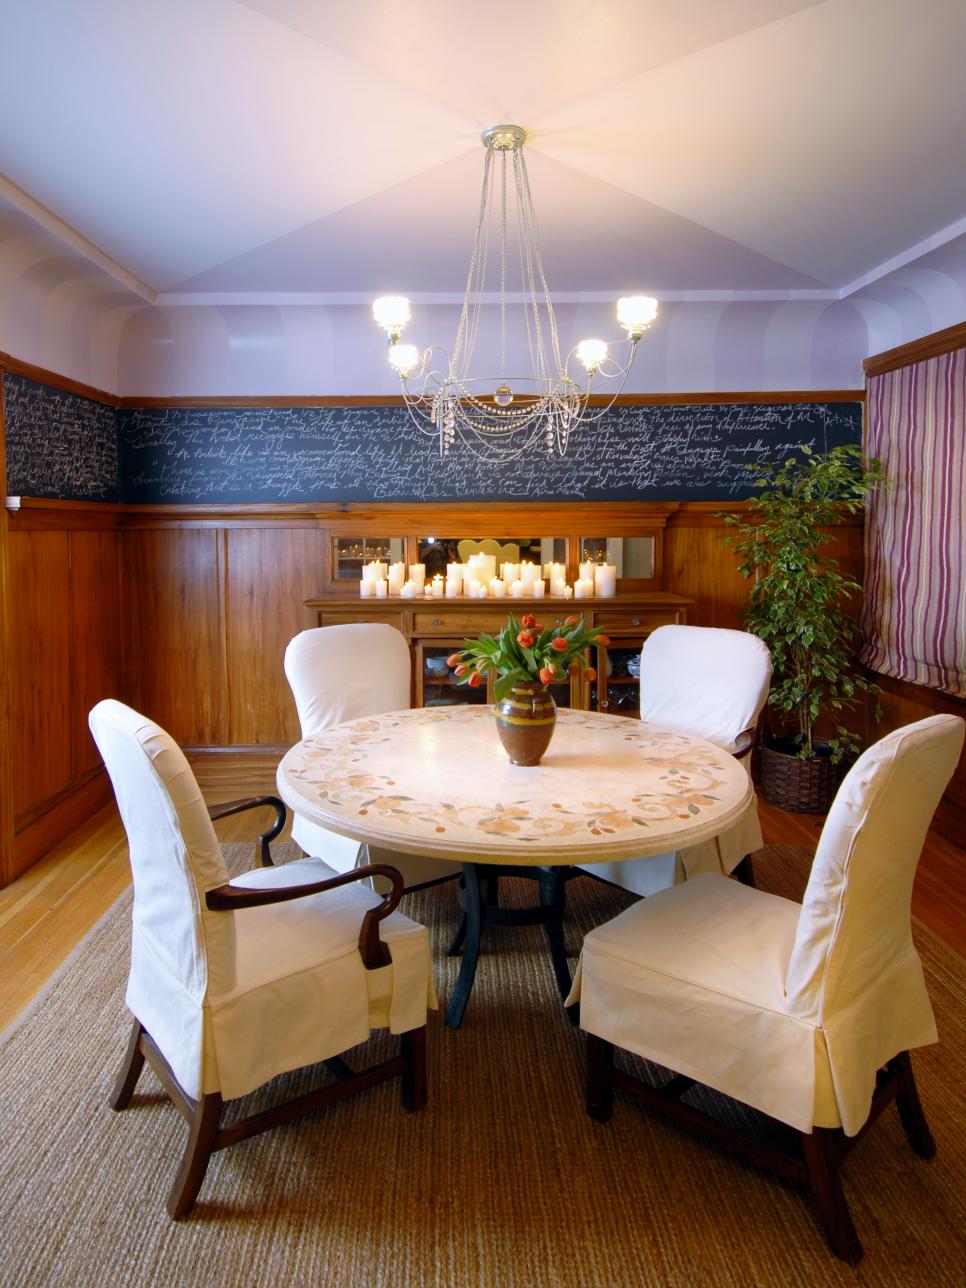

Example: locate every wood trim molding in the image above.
[118,389,865,409]
[863,321,966,378]
[0,351,118,407]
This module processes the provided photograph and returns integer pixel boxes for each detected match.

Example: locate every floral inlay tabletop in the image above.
[277,706,754,866]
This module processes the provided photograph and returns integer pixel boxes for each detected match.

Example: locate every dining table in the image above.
[276,705,755,1027]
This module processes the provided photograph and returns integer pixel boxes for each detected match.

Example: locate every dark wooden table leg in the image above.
[445,863,483,1028]
[538,868,577,1019]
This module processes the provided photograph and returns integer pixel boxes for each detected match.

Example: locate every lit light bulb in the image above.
[576,338,608,371]
[616,295,658,339]
[494,383,514,407]
[388,343,419,376]
[372,296,411,340]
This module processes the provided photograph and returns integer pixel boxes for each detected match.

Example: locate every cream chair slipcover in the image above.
[579,624,771,896]
[284,624,460,889]
[569,713,964,1137]
[90,699,435,1105]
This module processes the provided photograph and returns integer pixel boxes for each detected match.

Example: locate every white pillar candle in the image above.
[594,564,617,597]
[574,578,594,599]
[579,560,595,584]
[446,563,464,591]
[544,561,565,583]
[359,579,373,598]
[400,580,416,599]
[431,576,444,599]
[532,579,545,598]
[489,577,506,598]
[510,580,525,598]
[477,582,488,598]
[501,562,520,587]
[445,580,460,598]
[409,563,426,591]
[388,563,406,595]
[564,585,574,599]
[519,560,539,590]
[375,578,388,598]
[550,576,567,597]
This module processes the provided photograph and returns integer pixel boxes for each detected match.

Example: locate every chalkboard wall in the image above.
[116,401,862,503]
[3,373,119,501]
[4,373,862,504]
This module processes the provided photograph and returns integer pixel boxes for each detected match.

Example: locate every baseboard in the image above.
[9,768,113,884]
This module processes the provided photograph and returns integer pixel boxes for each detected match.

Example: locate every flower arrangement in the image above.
[447,613,610,701]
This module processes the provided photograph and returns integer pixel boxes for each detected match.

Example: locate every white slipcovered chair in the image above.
[284,624,460,889]
[579,624,771,896]
[569,713,964,1262]
[90,699,435,1219]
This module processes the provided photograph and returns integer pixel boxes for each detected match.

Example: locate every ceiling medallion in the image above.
[372,124,657,462]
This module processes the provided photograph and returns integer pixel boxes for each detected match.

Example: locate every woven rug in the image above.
[1,844,964,1288]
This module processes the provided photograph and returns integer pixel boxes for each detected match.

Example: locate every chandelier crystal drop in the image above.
[372,124,657,461]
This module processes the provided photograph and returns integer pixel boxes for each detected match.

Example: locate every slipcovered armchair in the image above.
[284,623,460,889]
[569,714,964,1262]
[90,699,435,1219]
[579,624,771,896]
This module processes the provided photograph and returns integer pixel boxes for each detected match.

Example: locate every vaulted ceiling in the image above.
[1,0,965,304]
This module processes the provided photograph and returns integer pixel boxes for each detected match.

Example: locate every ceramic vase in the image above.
[494,680,557,766]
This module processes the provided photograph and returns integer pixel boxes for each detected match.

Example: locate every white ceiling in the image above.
[1,0,965,302]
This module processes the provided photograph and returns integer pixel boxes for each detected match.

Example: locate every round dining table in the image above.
[277,705,754,1027]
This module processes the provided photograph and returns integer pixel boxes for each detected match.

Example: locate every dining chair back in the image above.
[284,624,460,887]
[579,624,771,896]
[90,698,432,1218]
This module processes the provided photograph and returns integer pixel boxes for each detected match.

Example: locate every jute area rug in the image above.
[1,844,964,1288]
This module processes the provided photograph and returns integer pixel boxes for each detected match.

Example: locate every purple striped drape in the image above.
[862,348,966,697]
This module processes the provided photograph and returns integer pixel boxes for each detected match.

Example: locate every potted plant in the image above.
[720,444,884,812]
[447,613,608,765]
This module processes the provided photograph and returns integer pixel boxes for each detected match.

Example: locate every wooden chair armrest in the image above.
[207,795,286,867]
[204,863,404,969]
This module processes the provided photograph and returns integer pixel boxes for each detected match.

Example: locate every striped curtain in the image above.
[862,347,966,697]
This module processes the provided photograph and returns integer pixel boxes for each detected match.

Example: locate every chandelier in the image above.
[372,124,657,461]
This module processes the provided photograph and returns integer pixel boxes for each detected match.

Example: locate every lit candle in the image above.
[510,579,525,598]
[359,579,373,598]
[400,580,416,599]
[594,564,617,597]
[477,582,488,598]
[501,562,520,587]
[431,575,444,599]
[446,563,464,591]
[532,579,545,598]
[409,563,426,591]
[519,560,539,590]
[489,577,506,599]
[550,575,567,597]
[579,560,595,584]
[544,561,565,583]
[564,585,574,599]
[574,577,594,599]
[387,562,406,595]
[375,578,388,598]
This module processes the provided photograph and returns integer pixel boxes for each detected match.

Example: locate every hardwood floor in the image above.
[1,757,963,1035]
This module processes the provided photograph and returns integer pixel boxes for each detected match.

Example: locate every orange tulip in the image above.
[520,614,537,629]
[550,636,569,652]
[446,652,463,667]
[455,664,469,677]
[517,630,535,647]
[597,634,610,646]
[564,615,579,626]
[585,666,597,681]
[539,666,555,685]
[468,670,483,688]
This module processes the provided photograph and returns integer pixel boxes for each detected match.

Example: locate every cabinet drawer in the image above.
[412,610,507,635]
[592,609,683,633]
[317,610,404,630]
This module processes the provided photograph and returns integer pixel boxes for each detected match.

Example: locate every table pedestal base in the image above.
[444,863,579,1029]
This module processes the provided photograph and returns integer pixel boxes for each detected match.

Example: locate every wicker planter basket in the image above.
[760,742,847,814]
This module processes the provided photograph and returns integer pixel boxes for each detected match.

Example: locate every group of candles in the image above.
[359,553,617,599]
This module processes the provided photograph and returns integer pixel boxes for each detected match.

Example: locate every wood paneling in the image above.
[7,529,72,818]
[70,529,121,777]
[863,320,966,377]
[225,527,330,745]
[122,528,227,746]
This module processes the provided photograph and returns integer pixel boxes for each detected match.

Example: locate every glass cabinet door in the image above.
[588,641,644,718]
[417,643,491,708]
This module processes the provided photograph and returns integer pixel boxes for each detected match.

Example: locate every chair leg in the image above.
[586,1033,614,1123]
[109,1020,146,1110]
[801,1127,863,1264]
[892,1051,936,1159]
[401,1027,427,1112]
[167,1092,223,1219]
[732,854,756,887]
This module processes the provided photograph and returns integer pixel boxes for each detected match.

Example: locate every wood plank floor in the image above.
[1,757,963,1035]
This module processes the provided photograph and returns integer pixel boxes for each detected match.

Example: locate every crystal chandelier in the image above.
[372,124,657,461]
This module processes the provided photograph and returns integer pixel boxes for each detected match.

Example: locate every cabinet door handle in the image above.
[432,617,442,626]
[631,617,641,626]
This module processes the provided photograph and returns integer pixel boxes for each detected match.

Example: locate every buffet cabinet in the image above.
[303,593,692,719]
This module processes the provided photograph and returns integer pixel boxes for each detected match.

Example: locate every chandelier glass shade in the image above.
[372,124,657,461]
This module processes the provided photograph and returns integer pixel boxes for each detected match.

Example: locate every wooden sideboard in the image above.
[305,591,692,717]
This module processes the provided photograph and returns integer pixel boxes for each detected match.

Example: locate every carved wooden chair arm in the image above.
[207,795,287,866]
[204,863,404,969]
